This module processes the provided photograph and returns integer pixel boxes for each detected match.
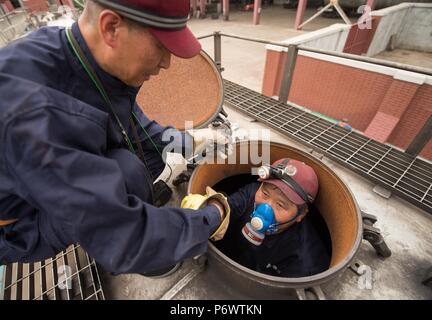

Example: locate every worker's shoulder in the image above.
[0,27,69,85]
[0,26,65,59]
[6,26,63,50]
[0,72,108,132]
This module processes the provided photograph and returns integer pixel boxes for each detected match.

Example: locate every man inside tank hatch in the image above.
[0,0,231,278]
[214,158,332,278]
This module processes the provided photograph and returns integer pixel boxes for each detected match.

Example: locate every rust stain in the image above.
[136,51,222,131]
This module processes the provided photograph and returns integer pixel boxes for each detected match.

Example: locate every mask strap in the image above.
[269,203,308,231]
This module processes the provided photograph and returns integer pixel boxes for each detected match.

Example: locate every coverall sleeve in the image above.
[227,182,260,224]
[4,106,220,273]
[132,103,194,159]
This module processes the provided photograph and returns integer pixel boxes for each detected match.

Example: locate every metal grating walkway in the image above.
[223,79,432,214]
[1,244,104,300]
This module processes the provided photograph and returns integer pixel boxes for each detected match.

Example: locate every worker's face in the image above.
[114,24,171,87]
[255,183,305,231]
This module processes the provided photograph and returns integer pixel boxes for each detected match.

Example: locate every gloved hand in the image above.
[187,127,233,161]
[181,186,230,241]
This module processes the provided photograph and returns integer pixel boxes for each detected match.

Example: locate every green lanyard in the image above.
[65,27,163,157]
[65,27,137,153]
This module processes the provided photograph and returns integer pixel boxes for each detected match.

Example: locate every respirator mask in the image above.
[241,160,314,246]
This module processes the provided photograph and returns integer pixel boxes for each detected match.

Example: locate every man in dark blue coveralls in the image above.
[0,0,230,276]
[216,158,331,277]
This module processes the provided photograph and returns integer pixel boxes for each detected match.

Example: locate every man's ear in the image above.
[98,9,123,48]
[295,207,308,223]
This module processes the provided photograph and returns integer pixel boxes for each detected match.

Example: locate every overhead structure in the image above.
[295,0,352,30]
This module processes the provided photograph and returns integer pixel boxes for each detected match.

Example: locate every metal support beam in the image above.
[298,0,351,29]
[199,0,206,18]
[294,0,308,30]
[366,0,377,11]
[298,2,332,29]
[278,45,298,103]
[222,0,229,21]
[405,116,432,157]
[190,0,197,17]
[333,2,351,25]
[253,0,262,25]
[214,31,222,72]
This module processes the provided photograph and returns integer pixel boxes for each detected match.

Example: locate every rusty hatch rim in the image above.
[136,50,224,131]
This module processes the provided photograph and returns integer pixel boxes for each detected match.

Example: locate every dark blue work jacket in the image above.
[0,23,221,273]
[216,183,332,278]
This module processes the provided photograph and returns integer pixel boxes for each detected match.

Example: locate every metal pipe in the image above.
[294,0,308,30]
[297,2,333,30]
[199,0,206,17]
[253,0,262,25]
[218,33,432,76]
[222,0,229,21]
[190,0,197,16]
[196,33,214,40]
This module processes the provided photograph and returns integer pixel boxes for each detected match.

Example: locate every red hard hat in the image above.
[93,0,201,58]
[259,158,319,206]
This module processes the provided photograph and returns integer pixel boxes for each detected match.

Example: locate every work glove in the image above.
[181,186,230,241]
[187,126,233,161]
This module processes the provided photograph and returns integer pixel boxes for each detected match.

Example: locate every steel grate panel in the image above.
[224,79,432,214]
[1,244,104,300]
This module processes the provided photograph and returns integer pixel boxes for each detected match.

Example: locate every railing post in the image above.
[405,116,432,157]
[278,44,298,103]
[214,31,223,72]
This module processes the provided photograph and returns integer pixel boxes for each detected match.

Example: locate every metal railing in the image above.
[197,31,432,158]
[2,244,104,300]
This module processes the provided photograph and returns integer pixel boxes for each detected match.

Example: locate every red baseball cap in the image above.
[259,159,319,206]
[93,0,201,58]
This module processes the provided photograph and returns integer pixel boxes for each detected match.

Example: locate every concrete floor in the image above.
[102,103,432,300]
[100,6,432,300]
[373,49,432,70]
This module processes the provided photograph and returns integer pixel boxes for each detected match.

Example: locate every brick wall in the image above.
[387,85,432,160]
[288,55,393,132]
[261,51,432,160]
[343,17,380,55]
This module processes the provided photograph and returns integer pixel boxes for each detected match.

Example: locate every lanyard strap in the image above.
[65,27,136,153]
[65,27,173,186]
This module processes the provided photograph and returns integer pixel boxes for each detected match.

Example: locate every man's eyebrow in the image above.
[274,189,291,206]
[265,184,277,190]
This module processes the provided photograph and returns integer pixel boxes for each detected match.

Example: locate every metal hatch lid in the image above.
[136,50,224,131]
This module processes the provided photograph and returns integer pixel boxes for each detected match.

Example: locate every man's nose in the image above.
[160,50,171,70]
[257,199,273,208]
